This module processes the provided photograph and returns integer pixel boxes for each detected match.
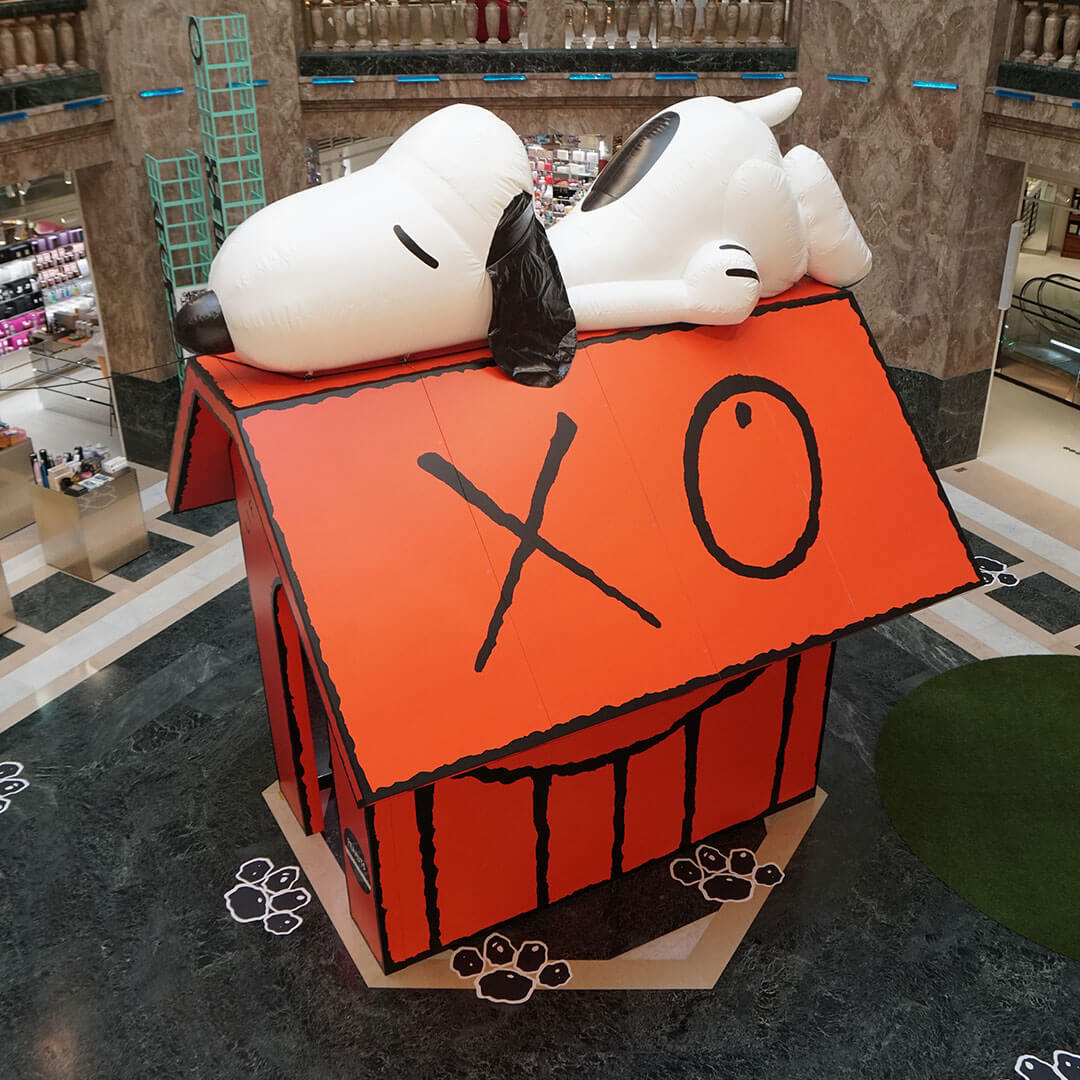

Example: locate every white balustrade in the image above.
[1012,0,1080,68]
[300,0,796,51]
[0,5,88,85]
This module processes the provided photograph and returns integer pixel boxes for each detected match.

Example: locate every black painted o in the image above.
[683,374,822,579]
[188,18,203,64]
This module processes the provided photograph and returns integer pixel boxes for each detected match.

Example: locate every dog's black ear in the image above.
[485,192,577,388]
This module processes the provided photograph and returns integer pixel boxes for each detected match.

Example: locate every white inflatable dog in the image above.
[174,89,870,385]
[549,87,871,330]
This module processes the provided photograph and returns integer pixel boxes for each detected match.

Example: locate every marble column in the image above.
[77,0,306,469]
[794,0,1025,466]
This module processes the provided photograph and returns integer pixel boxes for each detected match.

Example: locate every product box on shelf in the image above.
[167,280,980,975]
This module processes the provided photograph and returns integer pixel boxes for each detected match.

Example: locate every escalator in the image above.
[999,272,1080,406]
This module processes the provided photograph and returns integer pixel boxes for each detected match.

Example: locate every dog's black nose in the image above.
[174,289,235,355]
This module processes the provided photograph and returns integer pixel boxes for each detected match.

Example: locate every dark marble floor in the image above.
[11,573,112,633]
[158,501,239,537]
[109,531,193,582]
[961,526,1021,569]
[0,633,23,660]
[2,583,1079,1079]
[987,571,1080,636]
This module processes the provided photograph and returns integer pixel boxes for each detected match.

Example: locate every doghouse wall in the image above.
[232,445,324,835]
[349,644,833,971]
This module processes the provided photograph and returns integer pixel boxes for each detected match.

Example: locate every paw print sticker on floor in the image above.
[224,858,311,936]
[451,933,572,1004]
[670,844,784,905]
[1015,1050,1080,1079]
[976,556,1019,588]
[0,762,28,814]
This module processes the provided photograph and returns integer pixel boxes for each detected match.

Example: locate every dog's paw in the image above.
[1015,1051,1080,1080]
[670,844,784,905]
[975,555,1019,588]
[0,762,28,814]
[225,857,311,937]
[683,242,762,324]
[451,934,572,1004]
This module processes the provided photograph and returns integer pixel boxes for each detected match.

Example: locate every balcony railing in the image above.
[0,0,102,114]
[299,0,796,72]
[997,1,1080,98]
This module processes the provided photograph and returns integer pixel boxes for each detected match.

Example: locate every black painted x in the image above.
[418,411,661,673]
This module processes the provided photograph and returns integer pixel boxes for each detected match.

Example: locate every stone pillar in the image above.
[77,0,306,470]
[795,0,1026,466]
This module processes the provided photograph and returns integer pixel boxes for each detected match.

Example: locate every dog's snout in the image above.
[174,289,235,356]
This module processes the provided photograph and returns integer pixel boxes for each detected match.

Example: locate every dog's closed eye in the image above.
[394,225,439,269]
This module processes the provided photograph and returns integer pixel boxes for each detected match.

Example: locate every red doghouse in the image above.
[168,282,979,972]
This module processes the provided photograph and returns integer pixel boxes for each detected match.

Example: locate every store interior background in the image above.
[0,171,123,471]
[982,162,1080,512]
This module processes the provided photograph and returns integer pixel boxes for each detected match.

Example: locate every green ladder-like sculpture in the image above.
[144,151,215,379]
[188,12,266,248]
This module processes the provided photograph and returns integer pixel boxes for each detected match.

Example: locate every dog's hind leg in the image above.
[783,144,872,287]
[723,158,808,297]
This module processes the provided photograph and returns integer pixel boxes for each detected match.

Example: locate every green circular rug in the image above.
[876,654,1080,958]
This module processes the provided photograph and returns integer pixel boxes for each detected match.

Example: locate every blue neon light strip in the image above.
[228,79,269,88]
[483,74,526,82]
[0,111,28,124]
[569,73,613,81]
[312,76,355,85]
[994,87,1035,102]
[912,80,958,91]
[64,96,105,110]
[741,72,784,80]
[139,86,184,98]
[827,73,869,84]
[655,73,698,81]
[397,75,441,83]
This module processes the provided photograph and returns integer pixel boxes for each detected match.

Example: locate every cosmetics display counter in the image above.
[0,435,35,538]
[30,466,147,582]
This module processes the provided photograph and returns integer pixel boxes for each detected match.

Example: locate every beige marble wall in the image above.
[79,0,305,379]
[0,103,116,189]
[794,0,1024,380]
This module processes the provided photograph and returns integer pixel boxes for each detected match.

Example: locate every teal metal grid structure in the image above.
[144,150,215,378]
[188,12,266,248]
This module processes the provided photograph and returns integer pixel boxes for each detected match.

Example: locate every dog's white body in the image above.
[549,89,871,331]
[200,91,870,375]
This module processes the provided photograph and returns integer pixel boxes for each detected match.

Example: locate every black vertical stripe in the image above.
[365,803,394,968]
[271,583,312,836]
[681,711,702,847]
[414,786,441,950]
[770,654,803,808]
[813,643,838,780]
[533,774,552,907]
[611,755,629,876]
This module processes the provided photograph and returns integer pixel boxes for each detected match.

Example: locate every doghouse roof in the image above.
[168,282,979,803]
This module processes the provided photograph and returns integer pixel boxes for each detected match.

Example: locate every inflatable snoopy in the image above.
[175,88,870,386]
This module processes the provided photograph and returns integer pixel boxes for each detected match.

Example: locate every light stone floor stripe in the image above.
[941,482,1080,579]
[923,594,1053,658]
[0,535,245,733]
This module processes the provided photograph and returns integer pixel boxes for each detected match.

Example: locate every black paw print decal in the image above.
[1016,1050,1080,1079]
[224,858,311,936]
[976,556,1019,588]
[669,844,784,904]
[451,933,572,1004]
[0,762,28,813]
